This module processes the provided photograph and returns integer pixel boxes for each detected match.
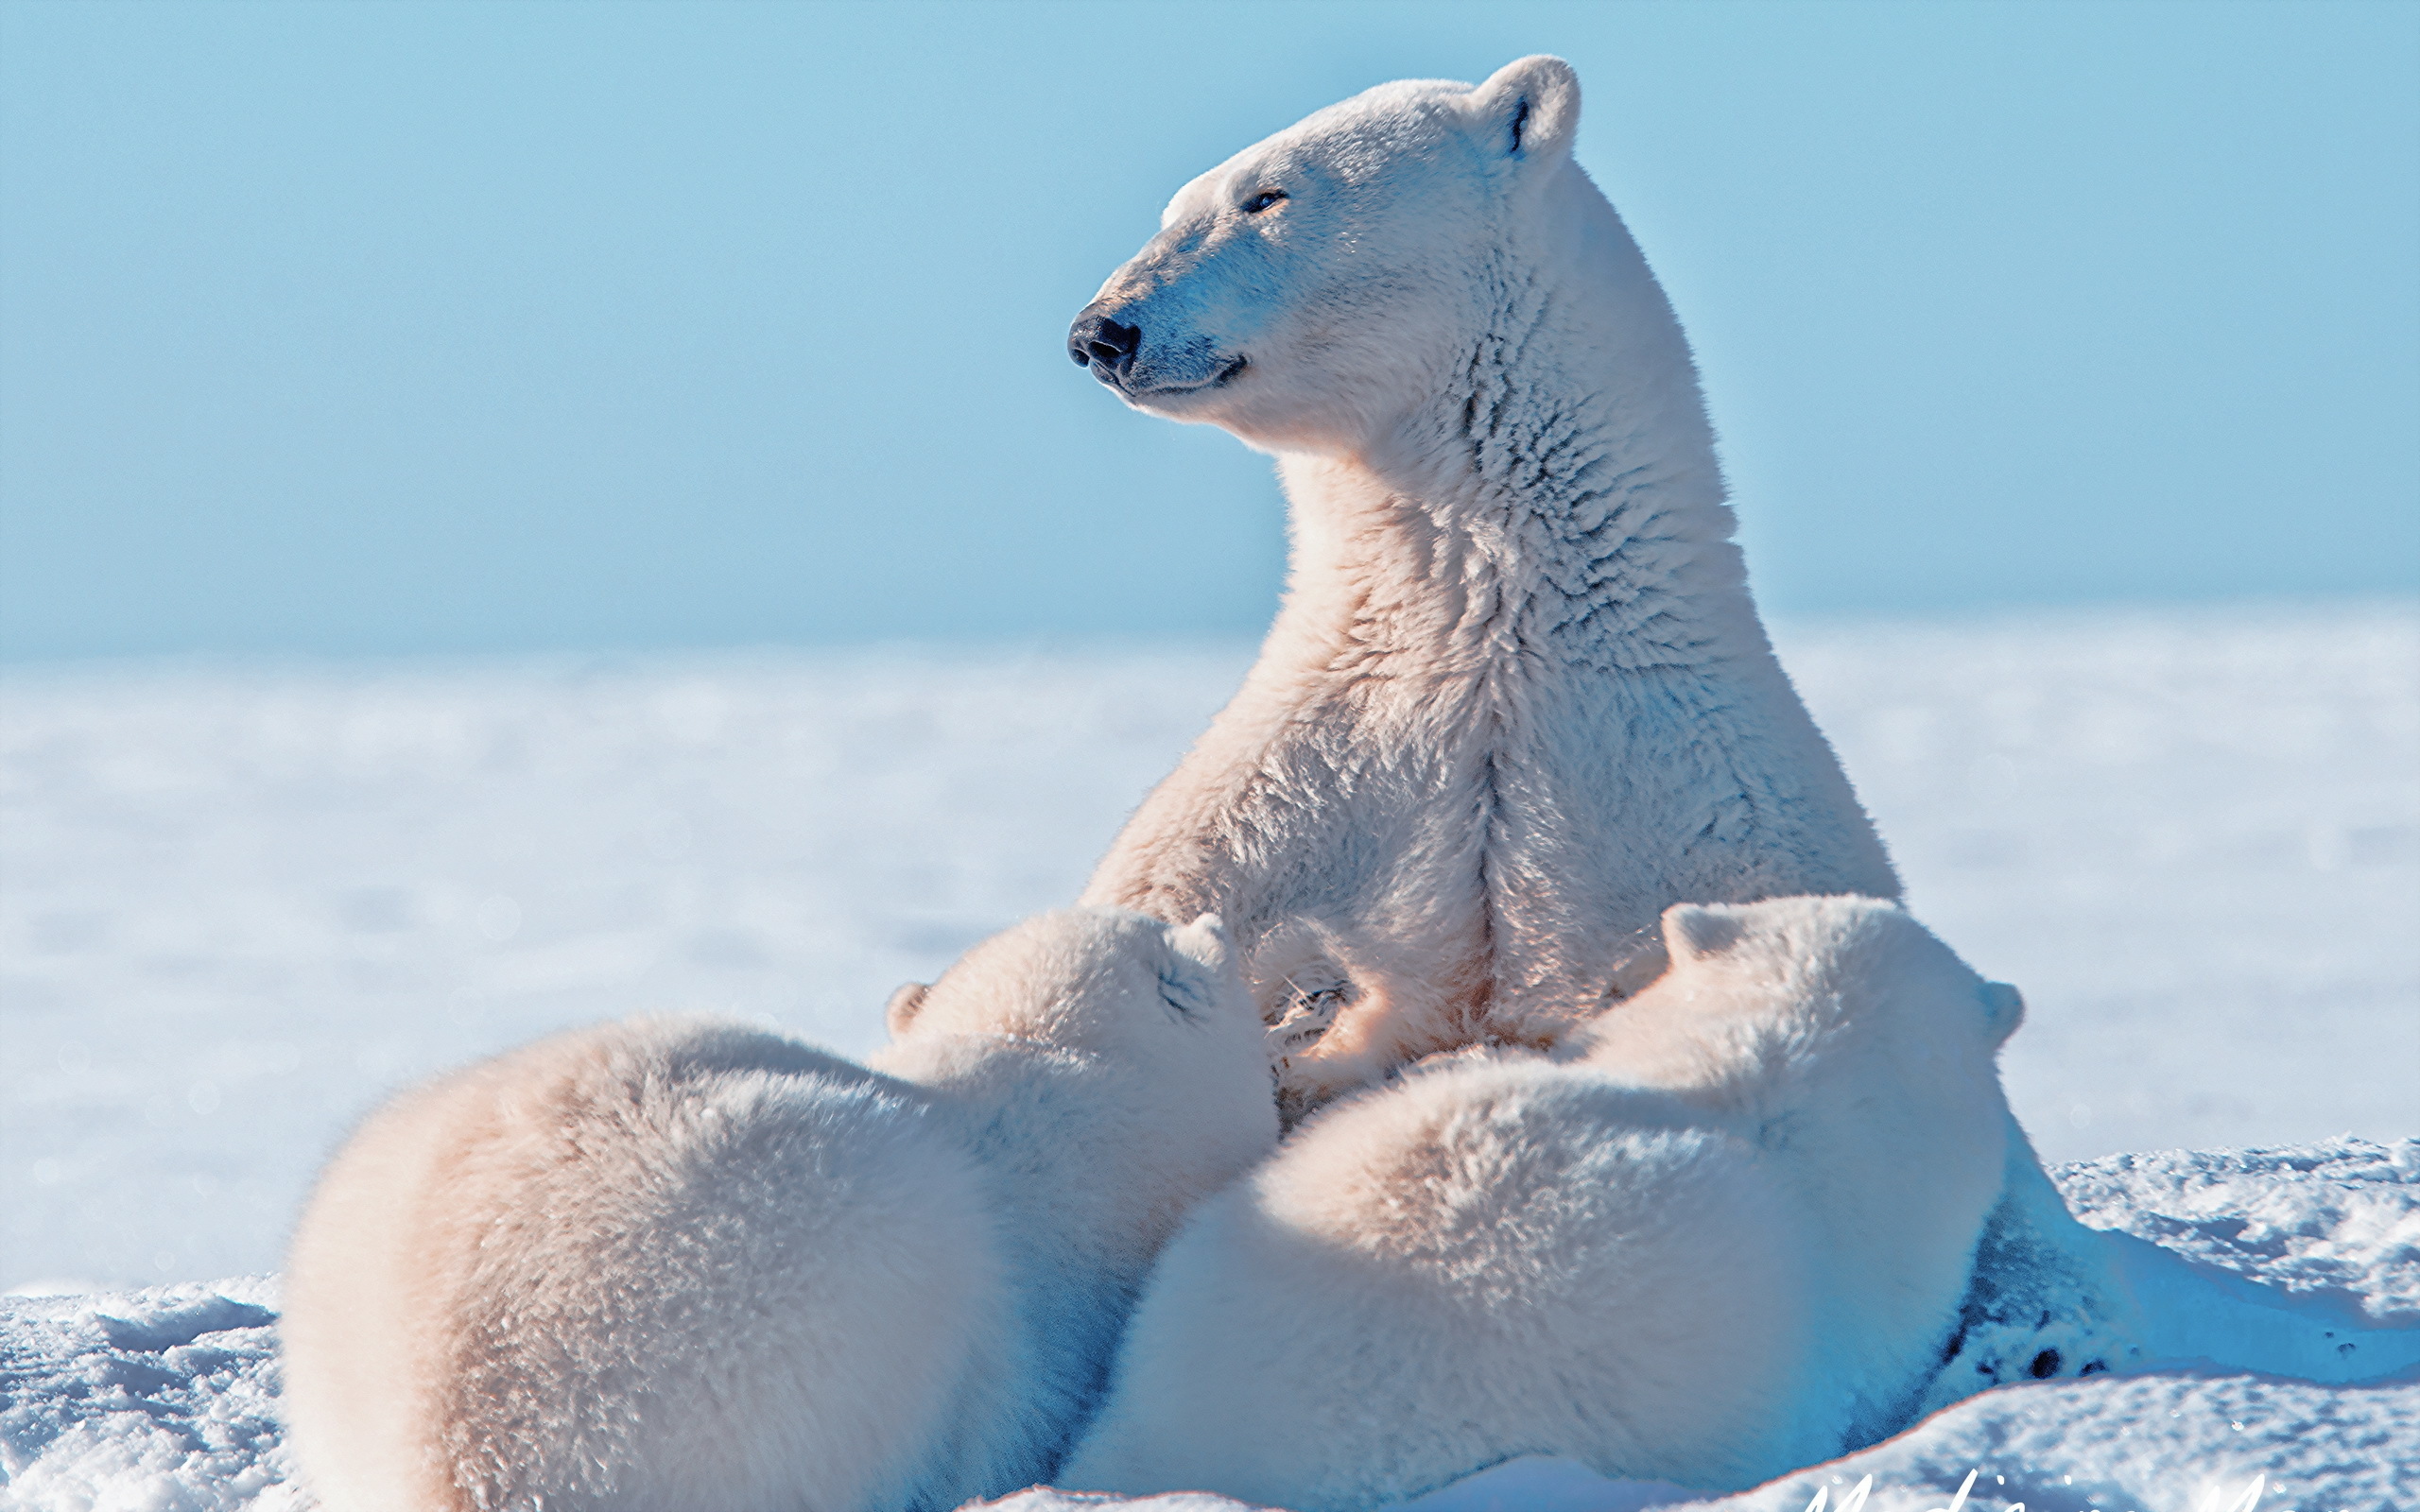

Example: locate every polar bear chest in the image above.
[1167,657,1828,1097]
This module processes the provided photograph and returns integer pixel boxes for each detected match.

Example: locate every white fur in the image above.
[281,907,1277,1512]
[1059,897,2017,1507]
[1070,57,1899,1116]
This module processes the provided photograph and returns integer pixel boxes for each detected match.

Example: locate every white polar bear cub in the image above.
[1060,897,2019,1509]
[282,908,1276,1512]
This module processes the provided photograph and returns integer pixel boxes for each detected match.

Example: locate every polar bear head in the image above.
[1587,896,2023,1147]
[882,907,1272,1129]
[888,905,1245,1043]
[1068,56,1585,455]
[878,907,1279,1267]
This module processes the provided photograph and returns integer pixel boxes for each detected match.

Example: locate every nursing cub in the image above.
[1062,897,2020,1507]
[282,908,1275,1512]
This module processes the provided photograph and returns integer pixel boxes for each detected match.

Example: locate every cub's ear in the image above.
[1660,902,1745,965]
[884,981,929,1037]
[1469,55,1581,168]
[1170,913,1232,972]
[1979,982,2027,1046]
[1160,914,1234,1020]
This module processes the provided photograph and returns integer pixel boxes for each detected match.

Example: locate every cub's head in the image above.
[1588,896,2024,1162]
[885,906,1263,1082]
[1067,56,1582,455]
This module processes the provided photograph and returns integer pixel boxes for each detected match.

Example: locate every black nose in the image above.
[1068,311,1141,376]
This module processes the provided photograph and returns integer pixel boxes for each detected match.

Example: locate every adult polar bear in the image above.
[1068,56,1896,1114]
[1070,57,2137,1398]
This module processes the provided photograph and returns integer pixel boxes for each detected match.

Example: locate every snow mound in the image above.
[0,1276,300,1510]
[5,1143,2413,1511]
[2059,1138,2420,1328]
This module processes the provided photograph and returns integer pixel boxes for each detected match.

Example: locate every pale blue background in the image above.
[2,0,2413,659]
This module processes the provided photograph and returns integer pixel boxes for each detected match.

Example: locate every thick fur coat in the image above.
[280,908,1276,1512]
[1059,897,2019,1508]
[1070,57,1900,1115]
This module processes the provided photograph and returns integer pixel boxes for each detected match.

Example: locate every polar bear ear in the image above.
[884,981,929,1037]
[1469,56,1581,169]
[1159,915,1235,1020]
[1660,902,1745,965]
[1170,913,1233,972]
[1979,982,2027,1046]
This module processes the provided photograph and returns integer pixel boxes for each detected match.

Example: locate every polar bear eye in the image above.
[1158,968,1212,1020]
[1242,189,1288,215]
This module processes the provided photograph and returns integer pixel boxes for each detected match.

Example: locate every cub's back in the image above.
[282,1020,1024,1512]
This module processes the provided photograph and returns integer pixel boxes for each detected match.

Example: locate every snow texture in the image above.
[0,1277,302,1510]
[1,602,2415,1504]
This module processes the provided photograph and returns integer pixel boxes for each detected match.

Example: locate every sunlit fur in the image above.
[281,908,1276,1512]
[1075,58,1900,1117]
[1061,897,2018,1508]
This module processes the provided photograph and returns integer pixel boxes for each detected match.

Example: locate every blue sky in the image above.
[2,0,2413,659]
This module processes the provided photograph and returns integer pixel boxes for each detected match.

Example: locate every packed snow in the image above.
[3,601,2415,1507]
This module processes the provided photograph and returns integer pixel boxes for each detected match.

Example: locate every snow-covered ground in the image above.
[3,600,2416,1506]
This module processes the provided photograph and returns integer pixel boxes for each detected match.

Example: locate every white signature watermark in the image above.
[1804,1469,2268,1512]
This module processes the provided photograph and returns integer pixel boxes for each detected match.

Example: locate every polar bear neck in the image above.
[1276,168,1759,675]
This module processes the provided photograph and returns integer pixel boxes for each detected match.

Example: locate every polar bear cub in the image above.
[1060,897,2019,1508]
[282,907,1277,1512]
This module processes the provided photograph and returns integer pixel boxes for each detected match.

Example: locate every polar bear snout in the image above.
[1068,307,1141,378]
[1067,299,1246,403]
